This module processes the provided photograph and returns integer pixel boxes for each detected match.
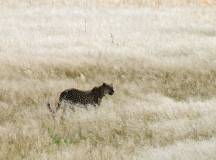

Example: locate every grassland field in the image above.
[0,1,216,160]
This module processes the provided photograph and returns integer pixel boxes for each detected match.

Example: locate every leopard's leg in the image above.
[85,105,89,111]
[56,102,61,113]
[94,98,101,109]
[69,105,76,112]
[93,103,98,110]
[60,103,67,121]
[61,108,66,121]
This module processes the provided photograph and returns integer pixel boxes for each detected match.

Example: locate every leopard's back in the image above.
[59,88,95,105]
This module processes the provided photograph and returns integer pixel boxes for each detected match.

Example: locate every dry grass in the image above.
[0,0,216,7]
[0,4,216,160]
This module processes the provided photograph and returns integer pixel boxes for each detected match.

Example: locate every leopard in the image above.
[47,82,114,114]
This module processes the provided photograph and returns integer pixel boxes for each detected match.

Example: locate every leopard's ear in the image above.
[103,82,106,86]
[92,87,98,92]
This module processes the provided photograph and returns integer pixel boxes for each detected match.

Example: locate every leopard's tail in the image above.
[47,102,55,114]
[46,98,59,119]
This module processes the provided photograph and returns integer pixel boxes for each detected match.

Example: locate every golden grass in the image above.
[0,5,216,160]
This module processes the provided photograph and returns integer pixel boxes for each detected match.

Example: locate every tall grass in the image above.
[0,4,216,160]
